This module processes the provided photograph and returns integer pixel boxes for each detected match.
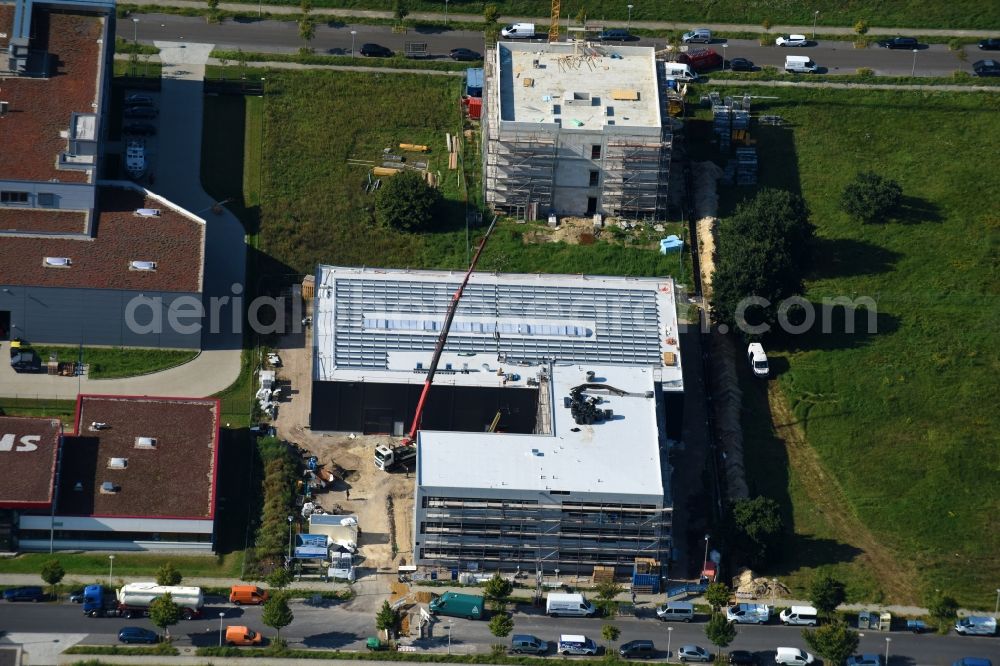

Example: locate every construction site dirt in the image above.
[271,324,416,585]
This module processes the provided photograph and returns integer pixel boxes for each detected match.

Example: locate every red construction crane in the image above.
[374,216,499,471]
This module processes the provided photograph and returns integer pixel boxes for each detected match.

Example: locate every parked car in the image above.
[619,640,656,659]
[846,655,884,666]
[729,651,758,666]
[952,660,992,666]
[118,627,159,644]
[678,645,712,663]
[681,28,712,43]
[69,588,87,603]
[657,600,695,622]
[360,43,393,58]
[775,34,808,47]
[3,586,45,602]
[123,123,156,136]
[973,59,1000,76]
[774,647,815,666]
[978,38,1000,50]
[510,635,548,655]
[558,635,598,656]
[225,625,263,646]
[124,106,157,119]
[449,48,482,61]
[729,57,754,71]
[599,29,638,42]
[877,36,919,49]
[124,93,154,105]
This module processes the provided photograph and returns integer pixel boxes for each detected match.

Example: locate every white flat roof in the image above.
[313,266,683,391]
[497,42,661,129]
[417,364,664,497]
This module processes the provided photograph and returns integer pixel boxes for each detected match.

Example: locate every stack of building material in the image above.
[735,147,758,185]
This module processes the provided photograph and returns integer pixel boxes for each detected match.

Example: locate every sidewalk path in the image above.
[704,79,1000,92]
[117,53,463,76]
[123,0,999,37]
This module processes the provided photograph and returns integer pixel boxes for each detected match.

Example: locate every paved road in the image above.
[3,599,999,664]
[132,15,988,77]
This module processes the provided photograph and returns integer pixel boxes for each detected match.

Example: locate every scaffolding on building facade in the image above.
[601,133,671,220]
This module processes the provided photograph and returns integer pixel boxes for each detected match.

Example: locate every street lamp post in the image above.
[445,0,449,24]
[108,554,115,579]
[723,43,728,70]
[884,637,891,663]
[447,624,452,654]
[287,515,294,561]
[812,10,819,39]
[771,578,777,606]
[350,30,357,58]
[132,18,139,45]
[666,626,673,658]
[911,49,918,77]
[218,612,225,646]
[626,4,633,30]
[702,534,710,576]
[995,588,1000,614]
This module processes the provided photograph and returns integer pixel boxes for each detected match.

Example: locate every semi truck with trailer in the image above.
[82,583,204,619]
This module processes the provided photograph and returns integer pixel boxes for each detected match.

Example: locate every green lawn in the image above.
[0,552,243,578]
[721,86,1000,608]
[206,0,1000,30]
[0,397,76,425]
[28,346,197,379]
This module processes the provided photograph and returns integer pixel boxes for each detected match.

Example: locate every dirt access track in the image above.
[269,326,416,575]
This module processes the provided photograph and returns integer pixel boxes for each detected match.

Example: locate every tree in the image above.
[802,621,859,666]
[484,573,513,612]
[704,582,731,612]
[839,171,903,224]
[40,559,65,596]
[489,612,514,652]
[575,6,587,26]
[926,591,959,622]
[705,612,737,650]
[206,0,218,9]
[375,170,443,232]
[156,562,182,587]
[483,3,499,25]
[299,0,312,14]
[298,15,316,46]
[808,572,846,617]
[375,600,399,640]
[149,592,181,639]
[392,0,408,23]
[594,580,625,617]
[853,19,869,36]
[601,623,620,653]
[262,591,294,639]
[267,566,293,590]
[730,495,784,567]
[711,189,814,334]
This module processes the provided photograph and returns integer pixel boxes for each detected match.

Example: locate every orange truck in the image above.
[229,585,269,606]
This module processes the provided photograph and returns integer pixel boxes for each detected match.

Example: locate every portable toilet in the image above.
[466,68,484,98]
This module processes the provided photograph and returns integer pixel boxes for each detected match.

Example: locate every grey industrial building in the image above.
[312,266,683,576]
[483,42,672,221]
[0,0,206,349]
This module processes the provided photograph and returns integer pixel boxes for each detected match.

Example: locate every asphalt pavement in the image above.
[2,597,999,665]
[131,15,988,77]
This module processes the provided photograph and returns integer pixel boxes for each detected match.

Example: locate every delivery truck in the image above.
[83,583,204,619]
[546,592,597,617]
[428,592,485,620]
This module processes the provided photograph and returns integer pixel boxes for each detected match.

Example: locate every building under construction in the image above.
[483,42,672,221]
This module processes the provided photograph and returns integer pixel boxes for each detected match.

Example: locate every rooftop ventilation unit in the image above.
[100,481,120,494]
[43,257,71,267]
[129,260,157,271]
[134,436,158,449]
[107,457,128,469]
[73,481,84,492]
[134,208,161,217]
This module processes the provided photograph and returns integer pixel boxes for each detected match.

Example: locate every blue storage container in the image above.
[631,573,660,593]
[466,68,484,98]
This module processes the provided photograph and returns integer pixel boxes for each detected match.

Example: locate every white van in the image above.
[546,592,596,617]
[775,647,815,666]
[501,23,536,39]
[656,600,695,622]
[784,55,818,73]
[663,62,699,82]
[747,343,769,378]
[779,605,818,626]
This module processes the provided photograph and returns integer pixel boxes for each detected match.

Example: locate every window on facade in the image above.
[591,145,602,159]
[1,191,29,204]
[37,192,55,207]
[588,171,599,187]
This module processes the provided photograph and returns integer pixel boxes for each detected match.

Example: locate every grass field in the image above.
[26,346,197,379]
[0,552,243,578]
[224,0,1000,30]
[714,86,1000,607]
[0,397,76,425]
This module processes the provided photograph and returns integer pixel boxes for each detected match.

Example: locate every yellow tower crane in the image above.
[548,0,560,42]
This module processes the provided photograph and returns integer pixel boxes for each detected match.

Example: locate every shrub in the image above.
[855,67,875,77]
[375,170,443,232]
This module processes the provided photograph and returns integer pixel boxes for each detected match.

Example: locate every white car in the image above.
[267,352,282,367]
[775,34,809,47]
[747,343,769,378]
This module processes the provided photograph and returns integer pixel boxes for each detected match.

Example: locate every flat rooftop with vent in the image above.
[0,416,62,510]
[499,42,660,128]
[15,395,221,552]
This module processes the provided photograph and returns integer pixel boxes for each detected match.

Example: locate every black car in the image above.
[729,650,759,666]
[619,640,656,659]
[3,586,46,602]
[728,57,754,71]
[877,36,919,49]
[598,29,638,42]
[69,588,86,603]
[449,48,482,61]
[360,43,393,58]
[124,122,157,136]
[973,59,1000,76]
[10,350,43,373]
[118,627,159,644]
[978,38,1000,50]
[124,106,157,119]
[124,94,154,106]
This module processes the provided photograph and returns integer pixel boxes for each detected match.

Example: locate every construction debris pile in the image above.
[731,569,790,600]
